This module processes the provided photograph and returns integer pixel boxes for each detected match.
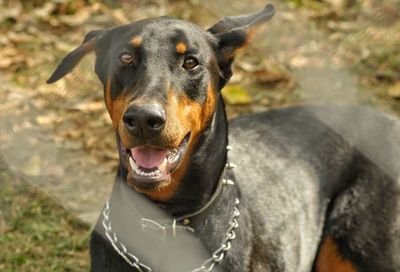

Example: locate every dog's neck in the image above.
[116,94,229,217]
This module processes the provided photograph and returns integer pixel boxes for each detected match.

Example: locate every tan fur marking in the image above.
[104,79,135,146]
[113,96,131,127]
[202,84,217,126]
[176,42,187,54]
[144,84,217,201]
[82,38,97,52]
[131,36,142,47]
[235,28,256,54]
[316,236,357,272]
[105,78,113,116]
[109,83,217,201]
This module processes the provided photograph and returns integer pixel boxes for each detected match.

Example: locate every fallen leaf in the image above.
[0,58,14,69]
[254,70,290,84]
[237,60,263,72]
[70,101,104,112]
[36,114,59,126]
[387,82,400,98]
[290,56,309,69]
[33,2,56,19]
[222,85,252,105]
[22,155,42,176]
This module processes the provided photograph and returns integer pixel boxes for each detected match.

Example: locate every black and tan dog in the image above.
[48,4,400,272]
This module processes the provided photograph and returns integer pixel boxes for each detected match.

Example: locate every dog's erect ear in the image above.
[47,30,106,84]
[208,4,275,35]
[207,4,275,87]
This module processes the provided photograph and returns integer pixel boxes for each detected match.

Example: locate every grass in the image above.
[0,168,90,271]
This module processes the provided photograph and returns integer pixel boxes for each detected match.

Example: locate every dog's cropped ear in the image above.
[47,29,106,84]
[207,4,275,87]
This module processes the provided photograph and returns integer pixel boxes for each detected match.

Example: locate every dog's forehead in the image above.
[113,17,211,50]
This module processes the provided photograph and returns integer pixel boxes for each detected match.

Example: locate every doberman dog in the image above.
[48,3,400,272]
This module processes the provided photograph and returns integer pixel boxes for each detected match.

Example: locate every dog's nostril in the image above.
[123,116,136,129]
[147,117,164,130]
[123,103,165,135]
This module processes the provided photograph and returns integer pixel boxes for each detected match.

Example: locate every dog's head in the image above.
[48,4,275,201]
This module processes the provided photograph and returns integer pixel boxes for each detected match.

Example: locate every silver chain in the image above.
[190,198,240,272]
[102,195,240,272]
[102,199,152,272]
[102,145,239,272]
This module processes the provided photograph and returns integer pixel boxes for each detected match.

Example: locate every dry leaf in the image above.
[222,85,252,105]
[70,101,104,112]
[254,70,290,84]
[22,155,42,176]
[387,83,400,98]
[36,114,59,126]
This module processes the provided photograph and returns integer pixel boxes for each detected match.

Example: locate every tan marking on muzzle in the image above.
[144,84,217,201]
[104,78,113,116]
[104,79,135,146]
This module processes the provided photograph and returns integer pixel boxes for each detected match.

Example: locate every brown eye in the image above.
[183,57,199,70]
[120,53,133,65]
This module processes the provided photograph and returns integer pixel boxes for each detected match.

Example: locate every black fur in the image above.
[48,4,400,272]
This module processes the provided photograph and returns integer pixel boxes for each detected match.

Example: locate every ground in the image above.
[0,0,399,270]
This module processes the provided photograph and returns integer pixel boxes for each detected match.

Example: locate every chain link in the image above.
[190,199,240,272]
[102,150,239,272]
[102,198,152,272]
[102,197,240,272]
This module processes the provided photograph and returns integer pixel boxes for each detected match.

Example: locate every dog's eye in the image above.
[183,57,199,70]
[119,53,134,65]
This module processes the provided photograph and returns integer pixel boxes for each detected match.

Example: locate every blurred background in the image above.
[0,0,399,270]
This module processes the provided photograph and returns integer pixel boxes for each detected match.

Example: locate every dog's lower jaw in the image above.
[126,173,171,192]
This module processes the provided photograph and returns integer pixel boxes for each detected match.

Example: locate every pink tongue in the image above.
[131,146,168,169]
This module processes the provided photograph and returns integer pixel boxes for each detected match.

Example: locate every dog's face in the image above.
[96,19,220,198]
[48,4,274,201]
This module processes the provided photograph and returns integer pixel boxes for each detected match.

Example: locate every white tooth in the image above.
[129,157,138,171]
[160,157,168,168]
[170,151,179,163]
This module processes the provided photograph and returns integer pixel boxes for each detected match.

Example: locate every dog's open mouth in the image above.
[125,132,190,185]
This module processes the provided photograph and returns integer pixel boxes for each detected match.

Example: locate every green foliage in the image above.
[0,173,90,272]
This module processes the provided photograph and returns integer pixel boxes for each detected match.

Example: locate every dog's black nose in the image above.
[123,103,166,136]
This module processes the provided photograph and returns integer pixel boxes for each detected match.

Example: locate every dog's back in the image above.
[229,106,400,271]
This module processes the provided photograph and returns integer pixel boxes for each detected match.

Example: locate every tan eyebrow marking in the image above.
[176,42,187,54]
[131,36,142,47]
